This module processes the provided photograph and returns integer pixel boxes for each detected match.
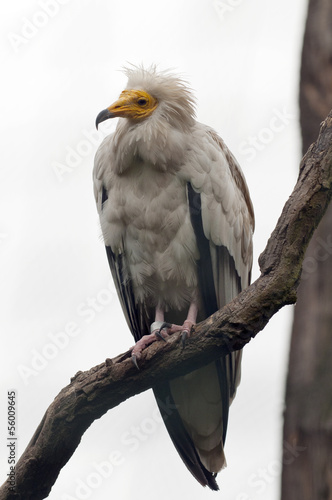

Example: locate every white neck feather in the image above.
[111,112,192,174]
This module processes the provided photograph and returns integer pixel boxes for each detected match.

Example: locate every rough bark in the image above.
[281,1,332,499]
[1,111,332,499]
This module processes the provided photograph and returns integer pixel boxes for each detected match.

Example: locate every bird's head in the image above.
[96,89,158,126]
[96,65,196,130]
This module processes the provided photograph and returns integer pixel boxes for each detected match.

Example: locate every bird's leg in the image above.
[131,305,170,369]
[131,302,198,368]
[182,301,198,342]
[164,301,198,346]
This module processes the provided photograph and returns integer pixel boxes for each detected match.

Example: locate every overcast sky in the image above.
[1,1,308,499]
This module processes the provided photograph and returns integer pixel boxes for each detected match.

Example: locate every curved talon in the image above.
[181,330,188,348]
[155,330,167,342]
[131,354,140,370]
[155,322,171,342]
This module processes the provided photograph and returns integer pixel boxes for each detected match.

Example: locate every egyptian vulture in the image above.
[94,65,254,490]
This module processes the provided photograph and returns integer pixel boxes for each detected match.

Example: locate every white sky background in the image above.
[1,1,308,499]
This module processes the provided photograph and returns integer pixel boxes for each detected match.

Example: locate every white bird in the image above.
[93,65,254,490]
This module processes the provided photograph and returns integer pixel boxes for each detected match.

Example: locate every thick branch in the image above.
[1,111,332,500]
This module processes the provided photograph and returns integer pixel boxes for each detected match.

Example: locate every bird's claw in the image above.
[131,353,140,370]
[155,331,167,342]
[130,321,193,368]
[180,321,195,348]
[130,324,171,370]
[155,322,171,342]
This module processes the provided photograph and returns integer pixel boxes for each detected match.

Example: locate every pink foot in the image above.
[131,324,170,369]
[130,315,196,369]
[165,320,195,337]
[166,320,195,346]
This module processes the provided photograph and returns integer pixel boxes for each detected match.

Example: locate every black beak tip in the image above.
[95,109,113,130]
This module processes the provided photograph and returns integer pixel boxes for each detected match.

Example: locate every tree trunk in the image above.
[281,1,332,499]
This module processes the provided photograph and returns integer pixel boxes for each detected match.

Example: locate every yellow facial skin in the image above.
[107,89,158,120]
[96,89,158,128]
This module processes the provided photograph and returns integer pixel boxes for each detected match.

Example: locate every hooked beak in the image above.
[95,108,115,129]
[95,93,133,129]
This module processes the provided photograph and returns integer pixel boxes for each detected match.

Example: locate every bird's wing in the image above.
[154,125,254,487]
[184,125,254,289]
[186,125,254,399]
[93,140,153,341]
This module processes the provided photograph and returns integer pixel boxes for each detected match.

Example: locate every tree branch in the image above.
[1,111,332,500]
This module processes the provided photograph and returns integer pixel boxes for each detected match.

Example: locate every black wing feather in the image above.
[153,384,219,490]
[102,187,152,342]
[186,183,218,317]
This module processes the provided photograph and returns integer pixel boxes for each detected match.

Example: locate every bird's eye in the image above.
[137,98,148,106]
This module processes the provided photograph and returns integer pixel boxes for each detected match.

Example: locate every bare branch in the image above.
[1,111,332,500]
